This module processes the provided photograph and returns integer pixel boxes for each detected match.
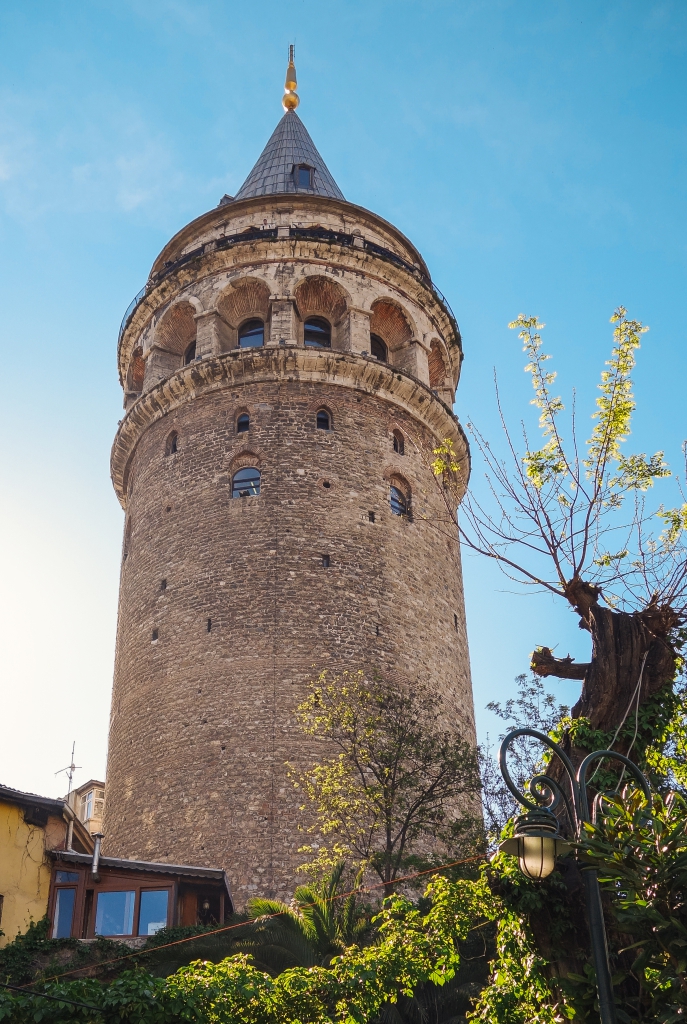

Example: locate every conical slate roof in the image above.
[235,111,344,202]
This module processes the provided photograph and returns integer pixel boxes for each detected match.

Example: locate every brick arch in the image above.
[127,347,145,393]
[388,472,412,502]
[228,449,263,473]
[369,300,413,351]
[294,275,348,324]
[428,339,448,389]
[305,394,339,416]
[217,278,270,328]
[155,302,197,357]
[382,465,411,489]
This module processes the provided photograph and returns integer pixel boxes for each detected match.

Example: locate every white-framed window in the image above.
[82,791,94,821]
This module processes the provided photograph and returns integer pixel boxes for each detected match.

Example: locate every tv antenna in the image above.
[55,741,81,798]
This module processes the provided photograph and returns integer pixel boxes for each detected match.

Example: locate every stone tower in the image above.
[104,55,475,905]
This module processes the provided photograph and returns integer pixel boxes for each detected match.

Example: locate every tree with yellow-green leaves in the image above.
[430,308,687,772]
[290,670,483,890]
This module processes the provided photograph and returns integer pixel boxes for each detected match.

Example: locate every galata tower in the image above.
[104,51,475,905]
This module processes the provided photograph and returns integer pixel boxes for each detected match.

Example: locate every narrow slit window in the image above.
[207,618,212,632]
[322,555,330,568]
[390,486,409,517]
[165,431,178,456]
[370,334,387,361]
[304,317,331,348]
[238,319,264,348]
[123,516,132,560]
[454,613,459,630]
[316,409,330,430]
[232,466,261,498]
[368,511,375,523]
[152,628,159,641]
[393,430,405,456]
[237,413,250,433]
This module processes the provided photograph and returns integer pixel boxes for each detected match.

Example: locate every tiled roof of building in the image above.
[234,111,344,202]
[53,849,229,881]
[0,782,64,814]
[53,849,233,909]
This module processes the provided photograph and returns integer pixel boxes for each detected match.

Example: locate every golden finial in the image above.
[283,44,299,111]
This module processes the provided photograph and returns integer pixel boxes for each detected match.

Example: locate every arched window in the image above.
[237,414,250,433]
[238,319,264,348]
[393,430,405,456]
[232,467,261,498]
[165,431,178,456]
[128,347,145,393]
[304,317,331,349]
[316,409,331,430]
[390,485,409,517]
[370,334,388,361]
[184,341,197,364]
[429,339,448,389]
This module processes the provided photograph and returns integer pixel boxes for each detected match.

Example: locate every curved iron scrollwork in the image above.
[497,726,652,1024]
[498,727,651,832]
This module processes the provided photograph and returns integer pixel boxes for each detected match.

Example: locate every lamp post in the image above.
[497,728,651,1024]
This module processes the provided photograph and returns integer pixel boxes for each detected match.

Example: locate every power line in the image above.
[19,852,487,990]
[0,980,101,1011]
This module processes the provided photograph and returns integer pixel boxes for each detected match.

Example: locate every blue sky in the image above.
[0,0,685,797]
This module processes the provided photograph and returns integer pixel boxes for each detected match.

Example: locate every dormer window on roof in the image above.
[294,164,313,190]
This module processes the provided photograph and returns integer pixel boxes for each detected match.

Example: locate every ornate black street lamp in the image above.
[498,728,651,1024]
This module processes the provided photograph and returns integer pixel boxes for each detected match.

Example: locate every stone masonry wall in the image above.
[104,377,474,905]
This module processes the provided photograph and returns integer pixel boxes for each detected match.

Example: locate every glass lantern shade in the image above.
[518,834,557,879]
[499,808,571,880]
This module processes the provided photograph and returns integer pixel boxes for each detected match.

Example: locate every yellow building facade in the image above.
[0,786,92,947]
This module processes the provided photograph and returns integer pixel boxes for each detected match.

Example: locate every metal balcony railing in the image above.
[118,226,459,345]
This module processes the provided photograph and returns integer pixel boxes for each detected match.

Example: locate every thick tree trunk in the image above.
[531,580,678,736]
[527,581,679,997]
[570,604,676,732]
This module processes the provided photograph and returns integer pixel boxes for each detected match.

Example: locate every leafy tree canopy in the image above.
[290,670,482,887]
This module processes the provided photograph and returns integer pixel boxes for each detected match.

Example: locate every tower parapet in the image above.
[105,59,474,904]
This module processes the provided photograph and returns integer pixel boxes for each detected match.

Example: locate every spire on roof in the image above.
[283,45,299,112]
[234,48,344,203]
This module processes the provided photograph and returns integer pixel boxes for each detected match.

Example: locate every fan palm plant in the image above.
[137,861,369,978]
[238,860,370,974]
